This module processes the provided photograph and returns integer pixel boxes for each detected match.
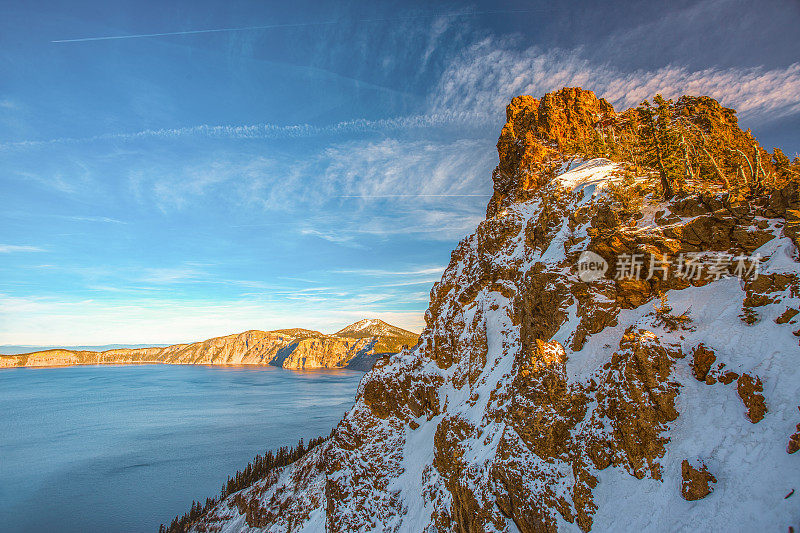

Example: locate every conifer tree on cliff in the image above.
[637,95,682,198]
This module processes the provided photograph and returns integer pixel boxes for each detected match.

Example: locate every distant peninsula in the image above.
[0,319,419,371]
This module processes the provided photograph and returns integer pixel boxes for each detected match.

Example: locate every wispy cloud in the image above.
[299,228,361,246]
[11,34,797,154]
[284,138,493,242]
[138,267,206,284]
[310,208,486,242]
[52,21,339,43]
[368,279,441,288]
[124,137,493,242]
[3,212,129,225]
[586,0,800,73]
[334,266,445,276]
[432,40,800,122]
[0,244,44,253]
[0,293,424,345]
[63,215,126,224]
[335,194,485,198]
[319,138,490,199]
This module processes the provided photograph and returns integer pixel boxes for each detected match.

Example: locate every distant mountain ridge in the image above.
[0,343,172,355]
[0,319,419,371]
[335,318,414,338]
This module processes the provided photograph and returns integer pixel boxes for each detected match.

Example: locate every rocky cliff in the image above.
[186,88,799,532]
[0,319,418,371]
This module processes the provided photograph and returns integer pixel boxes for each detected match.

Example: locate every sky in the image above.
[1,0,799,345]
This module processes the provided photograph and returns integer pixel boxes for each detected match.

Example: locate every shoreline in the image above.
[0,360,370,371]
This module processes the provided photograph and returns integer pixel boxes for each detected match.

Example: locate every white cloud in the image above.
[289,138,493,241]
[0,293,424,345]
[334,266,445,276]
[298,228,361,246]
[7,37,796,155]
[0,244,44,253]
[138,267,207,284]
[346,208,485,241]
[319,138,492,198]
[63,215,126,224]
[124,137,494,241]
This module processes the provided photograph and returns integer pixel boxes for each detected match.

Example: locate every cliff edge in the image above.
[184,88,800,532]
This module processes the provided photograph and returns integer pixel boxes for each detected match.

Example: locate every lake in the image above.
[0,364,364,532]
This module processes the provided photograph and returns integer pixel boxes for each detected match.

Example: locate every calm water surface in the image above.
[0,364,364,532]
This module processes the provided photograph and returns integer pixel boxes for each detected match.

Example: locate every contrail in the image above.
[51,10,534,43]
[51,21,339,43]
[0,111,493,151]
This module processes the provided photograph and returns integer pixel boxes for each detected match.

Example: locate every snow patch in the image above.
[555,158,620,195]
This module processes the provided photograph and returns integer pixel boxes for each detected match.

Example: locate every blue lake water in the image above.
[0,364,364,532]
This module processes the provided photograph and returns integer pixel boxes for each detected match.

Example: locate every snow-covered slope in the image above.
[187,89,800,533]
[335,318,418,339]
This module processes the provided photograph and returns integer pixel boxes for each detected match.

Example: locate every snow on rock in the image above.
[555,158,620,195]
[190,154,799,532]
[335,318,418,340]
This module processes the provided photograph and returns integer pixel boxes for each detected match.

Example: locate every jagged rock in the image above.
[788,407,800,455]
[569,281,619,351]
[776,308,799,324]
[788,427,800,454]
[362,368,442,421]
[681,460,717,501]
[737,373,768,423]
[743,273,798,308]
[583,328,681,480]
[489,88,614,217]
[690,344,716,382]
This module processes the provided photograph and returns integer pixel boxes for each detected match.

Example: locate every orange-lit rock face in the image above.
[490,88,615,217]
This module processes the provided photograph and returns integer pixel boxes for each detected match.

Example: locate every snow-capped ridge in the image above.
[334,318,418,339]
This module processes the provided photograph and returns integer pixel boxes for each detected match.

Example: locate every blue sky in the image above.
[1,0,799,345]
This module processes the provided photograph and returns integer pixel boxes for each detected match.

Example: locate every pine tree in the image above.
[164,435,328,533]
[636,95,685,198]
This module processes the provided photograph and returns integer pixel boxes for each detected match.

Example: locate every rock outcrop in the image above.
[0,319,418,371]
[788,407,800,454]
[680,460,717,501]
[186,88,800,532]
[736,373,768,423]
